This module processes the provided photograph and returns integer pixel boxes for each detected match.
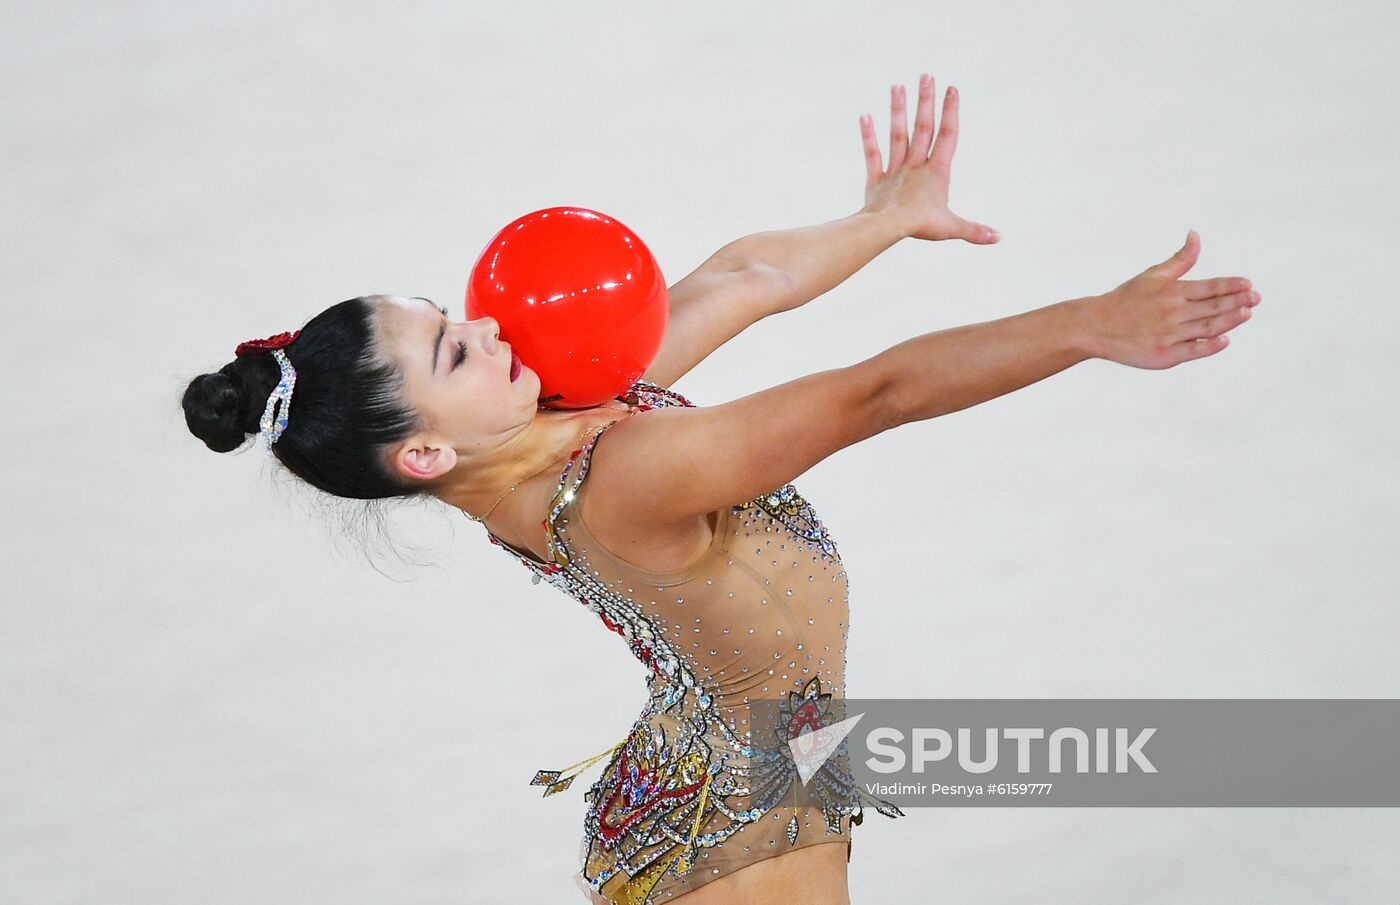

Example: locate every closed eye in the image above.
[431,302,467,370]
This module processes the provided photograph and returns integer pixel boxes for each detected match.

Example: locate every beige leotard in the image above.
[483,379,903,903]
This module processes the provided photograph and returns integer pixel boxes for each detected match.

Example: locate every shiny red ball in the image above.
[465,207,668,409]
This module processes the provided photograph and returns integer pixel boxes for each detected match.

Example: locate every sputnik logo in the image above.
[788,712,866,785]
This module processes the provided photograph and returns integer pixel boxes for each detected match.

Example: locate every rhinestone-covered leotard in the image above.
[482,380,903,904]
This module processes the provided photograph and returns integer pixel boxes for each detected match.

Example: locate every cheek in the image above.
[455,368,515,424]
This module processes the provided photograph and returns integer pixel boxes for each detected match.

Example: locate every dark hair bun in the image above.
[180,298,423,499]
[182,355,275,452]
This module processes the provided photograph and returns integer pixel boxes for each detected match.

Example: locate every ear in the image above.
[394,435,459,482]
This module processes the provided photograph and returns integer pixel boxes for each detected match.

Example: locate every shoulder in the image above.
[583,379,698,508]
[582,378,698,498]
[571,381,717,572]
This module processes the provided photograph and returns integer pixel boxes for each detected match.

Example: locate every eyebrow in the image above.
[410,297,445,375]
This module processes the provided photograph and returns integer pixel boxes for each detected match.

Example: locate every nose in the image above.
[478,317,499,354]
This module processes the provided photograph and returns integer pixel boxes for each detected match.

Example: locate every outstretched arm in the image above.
[591,230,1259,530]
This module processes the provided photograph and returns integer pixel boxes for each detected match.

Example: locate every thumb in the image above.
[958,218,1001,245]
[1151,229,1200,279]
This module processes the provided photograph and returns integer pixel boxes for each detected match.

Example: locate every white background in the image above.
[3,1,1397,901]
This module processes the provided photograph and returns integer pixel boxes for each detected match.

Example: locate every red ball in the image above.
[465,207,668,409]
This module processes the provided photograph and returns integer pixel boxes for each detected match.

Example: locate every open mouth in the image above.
[509,350,522,382]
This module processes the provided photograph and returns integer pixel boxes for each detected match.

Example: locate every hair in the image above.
[181,296,424,500]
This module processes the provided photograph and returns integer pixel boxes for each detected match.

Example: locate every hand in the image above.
[1079,230,1261,368]
[859,73,999,245]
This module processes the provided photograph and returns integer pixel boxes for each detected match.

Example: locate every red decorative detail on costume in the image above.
[235,330,301,357]
[631,638,656,671]
[596,745,708,847]
[787,697,828,736]
[592,607,658,670]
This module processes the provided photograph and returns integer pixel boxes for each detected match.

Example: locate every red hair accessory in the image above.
[235,330,301,357]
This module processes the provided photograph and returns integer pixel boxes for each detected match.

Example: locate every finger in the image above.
[1177,289,1258,323]
[909,73,936,161]
[956,217,1000,244]
[929,85,960,170]
[1182,276,1252,301]
[1169,302,1252,344]
[888,83,910,170]
[860,113,884,190]
[1166,334,1229,366]
[1148,229,1200,280]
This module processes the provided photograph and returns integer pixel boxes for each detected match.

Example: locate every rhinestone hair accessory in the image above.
[233,330,301,451]
[257,349,297,451]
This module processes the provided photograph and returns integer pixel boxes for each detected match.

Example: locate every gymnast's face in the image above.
[372,294,539,480]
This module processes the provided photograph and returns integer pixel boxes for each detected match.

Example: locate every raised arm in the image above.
[589,230,1260,529]
[640,210,905,390]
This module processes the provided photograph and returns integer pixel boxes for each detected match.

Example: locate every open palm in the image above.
[859,73,999,245]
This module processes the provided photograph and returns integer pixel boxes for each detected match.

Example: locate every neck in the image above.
[438,400,633,526]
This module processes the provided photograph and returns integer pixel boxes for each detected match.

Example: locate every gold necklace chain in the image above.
[460,409,629,524]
